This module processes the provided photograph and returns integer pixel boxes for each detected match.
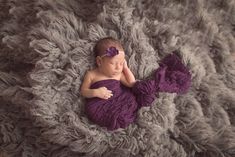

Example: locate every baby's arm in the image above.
[80,71,113,99]
[120,60,136,87]
[80,71,97,98]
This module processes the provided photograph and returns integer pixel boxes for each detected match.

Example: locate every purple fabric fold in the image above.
[155,53,191,94]
[132,80,156,107]
[85,53,191,130]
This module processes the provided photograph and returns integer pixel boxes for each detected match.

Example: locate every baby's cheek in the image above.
[110,66,116,71]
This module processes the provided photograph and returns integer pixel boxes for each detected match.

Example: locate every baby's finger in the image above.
[105,93,113,99]
[108,94,113,99]
[107,94,112,99]
[102,95,109,99]
[107,90,112,93]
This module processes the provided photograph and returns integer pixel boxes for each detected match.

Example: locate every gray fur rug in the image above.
[0,0,235,156]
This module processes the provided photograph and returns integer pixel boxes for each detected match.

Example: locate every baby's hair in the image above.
[94,37,124,57]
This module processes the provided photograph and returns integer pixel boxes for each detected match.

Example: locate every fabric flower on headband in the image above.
[101,46,119,57]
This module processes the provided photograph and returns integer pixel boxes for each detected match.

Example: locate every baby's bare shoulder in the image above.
[84,70,93,78]
[88,69,97,75]
[85,68,99,80]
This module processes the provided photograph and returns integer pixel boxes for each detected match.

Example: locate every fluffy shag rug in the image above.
[0,0,235,156]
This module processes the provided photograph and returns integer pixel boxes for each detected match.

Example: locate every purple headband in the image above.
[100,46,119,58]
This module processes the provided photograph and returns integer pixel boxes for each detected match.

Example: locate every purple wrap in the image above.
[85,53,191,130]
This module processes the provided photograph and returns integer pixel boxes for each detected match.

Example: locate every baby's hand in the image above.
[123,59,128,70]
[96,87,113,99]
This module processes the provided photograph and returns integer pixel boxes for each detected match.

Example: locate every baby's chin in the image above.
[110,72,121,77]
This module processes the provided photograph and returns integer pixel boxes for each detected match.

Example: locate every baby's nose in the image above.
[116,64,121,70]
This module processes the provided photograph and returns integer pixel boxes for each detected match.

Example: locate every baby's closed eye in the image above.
[110,61,123,65]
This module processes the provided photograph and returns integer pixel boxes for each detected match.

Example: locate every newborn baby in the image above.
[80,37,191,130]
[81,37,136,99]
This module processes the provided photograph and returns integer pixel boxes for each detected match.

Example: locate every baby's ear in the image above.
[96,56,102,66]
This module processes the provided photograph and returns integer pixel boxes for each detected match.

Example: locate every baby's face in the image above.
[99,51,125,77]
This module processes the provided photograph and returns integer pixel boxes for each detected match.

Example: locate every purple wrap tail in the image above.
[132,52,191,107]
